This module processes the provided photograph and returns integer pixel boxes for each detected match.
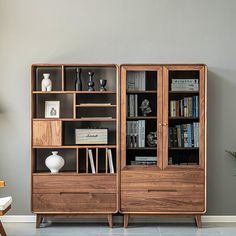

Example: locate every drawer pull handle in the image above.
[147,189,177,192]
[60,192,90,194]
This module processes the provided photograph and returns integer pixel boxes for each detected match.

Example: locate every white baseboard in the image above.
[0,215,36,223]
[1,215,236,223]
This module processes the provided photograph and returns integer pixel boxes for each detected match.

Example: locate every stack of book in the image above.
[171,79,199,91]
[168,122,199,148]
[126,120,145,148]
[88,149,115,174]
[127,94,138,117]
[170,96,199,117]
[127,71,146,91]
[131,156,157,165]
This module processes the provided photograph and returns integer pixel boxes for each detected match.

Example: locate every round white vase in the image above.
[45,151,65,173]
[41,73,52,91]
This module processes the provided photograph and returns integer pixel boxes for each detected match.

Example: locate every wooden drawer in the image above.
[33,192,116,213]
[121,170,205,213]
[33,175,116,194]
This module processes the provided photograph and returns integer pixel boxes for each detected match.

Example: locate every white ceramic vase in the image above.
[41,73,52,91]
[45,151,65,173]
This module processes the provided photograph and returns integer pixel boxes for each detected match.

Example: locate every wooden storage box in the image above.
[75,129,108,144]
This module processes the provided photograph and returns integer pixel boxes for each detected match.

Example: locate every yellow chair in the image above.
[0,181,12,236]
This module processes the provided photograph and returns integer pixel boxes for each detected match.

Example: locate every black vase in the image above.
[75,68,82,91]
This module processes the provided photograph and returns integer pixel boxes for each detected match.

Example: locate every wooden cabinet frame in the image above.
[31,64,120,228]
[120,64,207,228]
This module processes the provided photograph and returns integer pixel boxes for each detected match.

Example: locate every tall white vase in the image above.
[45,151,65,173]
[41,73,52,91]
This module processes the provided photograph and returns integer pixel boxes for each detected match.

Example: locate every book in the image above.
[135,156,156,162]
[88,149,96,174]
[171,79,199,91]
[108,149,114,174]
[131,161,157,165]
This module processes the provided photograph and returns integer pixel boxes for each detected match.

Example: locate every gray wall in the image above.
[0,0,236,215]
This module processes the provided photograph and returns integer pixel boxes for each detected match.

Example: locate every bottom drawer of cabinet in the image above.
[33,193,116,213]
[121,190,204,213]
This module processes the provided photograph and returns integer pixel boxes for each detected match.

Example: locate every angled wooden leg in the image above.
[195,215,202,228]
[0,220,7,236]
[124,214,129,228]
[36,214,43,228]
[107,214,113,228]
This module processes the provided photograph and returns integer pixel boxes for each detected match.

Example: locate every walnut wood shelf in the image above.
[33,91,116,94]
[169,91,199,94]
[33,145,117,149]
[168,117,199,120]
[31,64,119,228]
[168,147,199,151]
[33,172,117,176]
[126,90,157,94]
[76,104,116,108]
[33,118,116,122]
[126,147,157,150]
[126,116,157,120]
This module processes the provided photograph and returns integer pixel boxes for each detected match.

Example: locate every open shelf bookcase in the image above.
[31,64,119,227]
[120,64,207,228]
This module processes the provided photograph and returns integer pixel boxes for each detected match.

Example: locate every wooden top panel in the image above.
[32,64,118,68]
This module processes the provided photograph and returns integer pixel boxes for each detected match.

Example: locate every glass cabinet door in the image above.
[163,65,206,169]
[121,65,163,169]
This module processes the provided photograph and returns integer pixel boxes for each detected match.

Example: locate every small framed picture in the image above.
[45,101,60,118]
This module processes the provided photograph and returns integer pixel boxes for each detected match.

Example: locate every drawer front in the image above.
[33,175,116,194]
[121,170,205,213]
[33,193,116,213]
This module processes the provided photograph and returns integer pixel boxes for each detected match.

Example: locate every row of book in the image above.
[169,96,199,117]
[168,123,199,148]
[88,149,114,174]
[127,94,138,117]
[127,71,146,91]
[171,79,199,91]
[131,156,157,165]
[126,120,145,148]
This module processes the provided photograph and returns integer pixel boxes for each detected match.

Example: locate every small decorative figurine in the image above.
[139,99,152,116]
[75,68,82,91]
[147,131,157,147]
[41,73,52,91]
[45,151,65,173]
[99,79,107,91]
[88,72,95,91]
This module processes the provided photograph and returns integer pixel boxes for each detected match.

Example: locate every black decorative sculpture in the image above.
[88,72,95,91]
[147,131,157,147]
[99,79,107,91]
[75,68,82,91]
[139,99,152,116]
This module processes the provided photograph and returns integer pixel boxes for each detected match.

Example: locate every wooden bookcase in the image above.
[31,64,119,228]
[120,64,207,228]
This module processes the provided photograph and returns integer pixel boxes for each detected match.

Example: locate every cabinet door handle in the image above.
[162,123,168,126]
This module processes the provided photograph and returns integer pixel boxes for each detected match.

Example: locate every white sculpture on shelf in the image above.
[41,73,52,91]
[45,151,65,173]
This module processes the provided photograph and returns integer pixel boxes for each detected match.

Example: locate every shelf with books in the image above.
[78,147,116,174]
